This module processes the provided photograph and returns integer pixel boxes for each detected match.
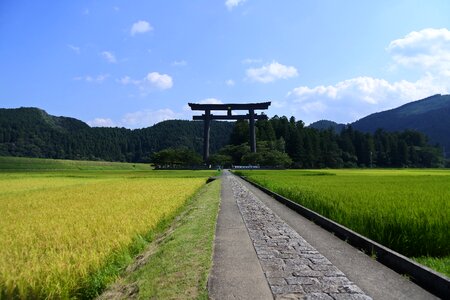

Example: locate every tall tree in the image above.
[229,120,249,146]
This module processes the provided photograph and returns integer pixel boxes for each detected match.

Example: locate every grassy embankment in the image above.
[236,169,450,277]
[0,156,219,299]
[100,178,221,299]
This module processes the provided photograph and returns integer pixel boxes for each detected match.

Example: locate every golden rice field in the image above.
[0,164,214,299]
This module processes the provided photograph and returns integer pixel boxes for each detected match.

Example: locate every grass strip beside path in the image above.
[98,179,221,299]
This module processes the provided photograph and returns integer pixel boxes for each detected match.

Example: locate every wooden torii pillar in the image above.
[188,102,271,161]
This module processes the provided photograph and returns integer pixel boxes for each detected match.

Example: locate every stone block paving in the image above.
[231,177,373,300]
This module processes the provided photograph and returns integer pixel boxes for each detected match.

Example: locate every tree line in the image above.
[0,108,446,168]
[151,116,445,168]
[238,116,444,168]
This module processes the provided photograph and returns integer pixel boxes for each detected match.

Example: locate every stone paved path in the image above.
[230,176,372,300]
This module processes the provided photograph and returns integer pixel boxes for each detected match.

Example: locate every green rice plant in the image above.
[413,256,450,277]
[237,169,450,276]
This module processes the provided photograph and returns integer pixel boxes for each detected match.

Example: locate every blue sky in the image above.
[1,0,450,128]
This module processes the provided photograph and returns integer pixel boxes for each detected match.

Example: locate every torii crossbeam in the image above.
[189,102,271,161]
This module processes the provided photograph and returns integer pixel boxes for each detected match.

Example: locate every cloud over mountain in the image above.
[286,28,450,124]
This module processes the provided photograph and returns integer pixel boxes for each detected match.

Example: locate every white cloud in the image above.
[387,28,450,76]
[301,101,327,114]
[288,75,447,124]
[88,106,189,129]
[283,28,450,124]
[225,79,235,86]
[242,58,262,64]
[199,98,223,104]
[118,72,173,93]
[88,118,115,127]
[74,74,109,83]
[171,60,187,67]
[121,109,181,128]
[113,6,120,11]
[246,61,298,83]
[118,76,139,85]
[67,44,80,54]
[271,100,287,108]
[146,72,173,90]
[130,20,153,36]
[388,28,450,50]
[225,0,247,10]
[101,51,117,63]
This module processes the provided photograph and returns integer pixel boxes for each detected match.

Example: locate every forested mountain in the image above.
[308,120,345,132]
[352,94,450,156]
[0,107,234,162]
[0,105,446,168]
[247,117,444,168]
[305,94,450,158]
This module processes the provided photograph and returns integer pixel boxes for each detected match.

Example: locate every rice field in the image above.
[0,157,216,298]
[0,156,152,171]
[235,169,450,277]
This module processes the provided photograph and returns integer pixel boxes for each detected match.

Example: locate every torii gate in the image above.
[188,102,271,161]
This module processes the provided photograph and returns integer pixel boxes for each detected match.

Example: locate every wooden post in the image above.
[249,109,256,153]
[203,110,211,161]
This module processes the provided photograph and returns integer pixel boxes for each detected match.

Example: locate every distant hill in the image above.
[0,105,445,167]
[351,94,450,156]
[0,107,90,132]
[0,107,234,162]
[308,120,345,132]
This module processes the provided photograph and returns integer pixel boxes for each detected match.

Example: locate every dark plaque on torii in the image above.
[188,102,271,161]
